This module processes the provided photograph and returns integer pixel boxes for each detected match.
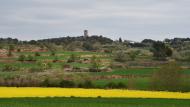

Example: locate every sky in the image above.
[0,0,190,41]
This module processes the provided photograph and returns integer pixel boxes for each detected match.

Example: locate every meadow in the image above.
[1,97,190,107]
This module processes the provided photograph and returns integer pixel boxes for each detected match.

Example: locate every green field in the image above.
[91,68,190,76]
[0,97,190,107]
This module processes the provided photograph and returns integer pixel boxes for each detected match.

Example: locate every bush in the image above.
[28,67,44,73]
[82,42,95,51]
[35,52,40,56]
[37,62,52,70]
[50,51,55,56]
[105,82,127,89]
[18,55,26,61]
[128,50,140,61]
[2,64,18,72]
[67,54,77,63]
[46,62,53,69]
[53,56,59,63]
[151,41,172,60]
[114,51,128,62]
[117,82,127,89]
[41,78,51,87]
[90,55,101,72]
[78,80,94,88]
[26,55,36,61]
[106,82,117,89]
[59,80,75,88]
[7,45,14,57]
[17,48,21,52]
[151,62,183,91]
[180,80,190,92]
[7,50,12,57]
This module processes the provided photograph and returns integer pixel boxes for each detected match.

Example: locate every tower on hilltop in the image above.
[84,30,89,37]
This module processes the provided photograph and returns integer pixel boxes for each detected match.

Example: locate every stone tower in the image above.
[84,30,89,37]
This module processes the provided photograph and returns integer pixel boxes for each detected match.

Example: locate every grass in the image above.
[92,68,157,76]
[0,97,190,107]
[92,68,190,76]
[93,78,150,90]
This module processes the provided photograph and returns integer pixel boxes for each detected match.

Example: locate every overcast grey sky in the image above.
[0,0,190,41]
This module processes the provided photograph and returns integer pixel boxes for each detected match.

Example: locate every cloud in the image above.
[0,0,189,41]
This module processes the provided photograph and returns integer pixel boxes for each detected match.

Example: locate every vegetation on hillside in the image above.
[0,36,190,92]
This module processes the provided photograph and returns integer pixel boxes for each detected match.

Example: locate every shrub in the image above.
[151,62,183,91]
[7,50,12,57]
[180,80,190,92]
[37,62,52,70]
[151,41,173,60]
[7,45,14,57]
[106,82,117,89]
[78,80,95,88]
[17,48,21,52]
[59,80,75,88]
[53,56,59,63]
[2,64,18,72]
[26,55,36,61]
[28,67,44,73]
[128,50,140,61]
[18,55,26,61]
[117,82,127,89]
[67,54,77,63]
[50,51,55,56]
[35,52,40,56]
[105,82,127,89]
[46,62,53,69]
[82,42,94,51]
[89,55,101,72]
[41,78,51,87]
[114,51,128,62]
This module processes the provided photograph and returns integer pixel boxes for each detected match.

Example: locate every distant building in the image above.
[84,30,89,37]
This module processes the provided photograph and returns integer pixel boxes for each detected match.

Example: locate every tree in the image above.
[7,50,12,57]
[151,41,172,60]
[82,42,94,51]
[2,64,18,72]
[119,37,122,43]
[128,50,140,61]
[151,62,182,91]
[90,55,101,72]
[7,45,14,57]
[114,50,127,62]
[9,45,15,51]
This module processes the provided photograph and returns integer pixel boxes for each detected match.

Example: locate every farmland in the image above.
[1,0,190,105]
[1,97,190,107]
[0,50,190,91]
[1,87,190,99]
[0,37,190,106]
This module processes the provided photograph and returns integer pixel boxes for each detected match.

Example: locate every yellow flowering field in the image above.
[0,87,190,99]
